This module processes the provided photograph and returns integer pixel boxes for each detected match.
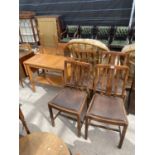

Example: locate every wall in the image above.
[20,0,134,26]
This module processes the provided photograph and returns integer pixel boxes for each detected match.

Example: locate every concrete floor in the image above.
[19,79,135,155]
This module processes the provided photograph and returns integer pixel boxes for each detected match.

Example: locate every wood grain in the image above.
[20,132,70,155]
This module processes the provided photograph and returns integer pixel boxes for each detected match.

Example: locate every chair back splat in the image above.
[64,39,109,63]
[85,64,129,148]
[94,64,129,98]
[65,39,130,67]
[64,60,93,90]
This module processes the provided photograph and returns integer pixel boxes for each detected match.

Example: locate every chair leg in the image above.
[48,104,55,127]
[77,115,81,137]
[118,126,122,139]
[85,117,89,139]
[22,120,30,134]
[118,125,128,148]
[19,107,30,134]
[19,79,24,88]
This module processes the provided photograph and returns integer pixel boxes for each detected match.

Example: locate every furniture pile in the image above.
[20,39,135,149]
[47,39,135,148]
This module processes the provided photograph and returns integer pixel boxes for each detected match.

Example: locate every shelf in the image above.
[34,74,64,87]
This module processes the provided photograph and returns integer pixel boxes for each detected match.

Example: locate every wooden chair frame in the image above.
[64,39,109,66]
[65,40,129,66]
[48,60,92,137]
[19,106,30,134]
[85,64,129,148]
[121,44,135,89]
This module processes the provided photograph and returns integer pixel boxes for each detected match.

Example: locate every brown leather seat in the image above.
[88,93,128,123]
[50,87,87,112]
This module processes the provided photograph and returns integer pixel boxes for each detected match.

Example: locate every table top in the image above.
[24,54,70,71]
[19,132,70,155]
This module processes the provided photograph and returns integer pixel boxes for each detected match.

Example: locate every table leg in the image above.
[62,70,65,85]
[26,65,36,92]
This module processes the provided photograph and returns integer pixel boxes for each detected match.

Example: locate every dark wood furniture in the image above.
[79,26,93,38]
[19,106,30,135]
[127,74,135,114]
[61,25,79,42]
[110,26,130,50]
[19,11,39,45]
[48,60,93,137]
[19,43,35,87]
[85,64,129,148]
[96,26,111,45]
[19,132,70,155]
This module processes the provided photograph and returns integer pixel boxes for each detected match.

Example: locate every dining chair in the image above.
[48,60,93,137]
[109,26,130,50]
[65,39,129,65]
[61,25,79,42]
[19,105,30,135]
[79,25,94,38]
[121,43,135,89]
[85,64,129,148]
[96,26,111,46]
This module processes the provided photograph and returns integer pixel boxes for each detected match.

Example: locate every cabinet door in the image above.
[37,16,59,47]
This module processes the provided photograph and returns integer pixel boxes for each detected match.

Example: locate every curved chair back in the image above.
[65,39,110,65]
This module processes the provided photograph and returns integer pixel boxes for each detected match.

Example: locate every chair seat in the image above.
[50,87,87,112]
[100,39,108,45]
[61,38,70,43]
[88,93,127,123]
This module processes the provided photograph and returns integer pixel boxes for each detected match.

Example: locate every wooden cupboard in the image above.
[36,16,61,48]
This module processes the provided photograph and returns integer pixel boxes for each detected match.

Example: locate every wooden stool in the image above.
[19,132,71,155]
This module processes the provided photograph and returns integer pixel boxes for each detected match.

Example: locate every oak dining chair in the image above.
[85,64,129,148]
[48,60,93,137]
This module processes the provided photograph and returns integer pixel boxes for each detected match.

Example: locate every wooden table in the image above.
[19,132,70,155]
[24,54,69,92]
